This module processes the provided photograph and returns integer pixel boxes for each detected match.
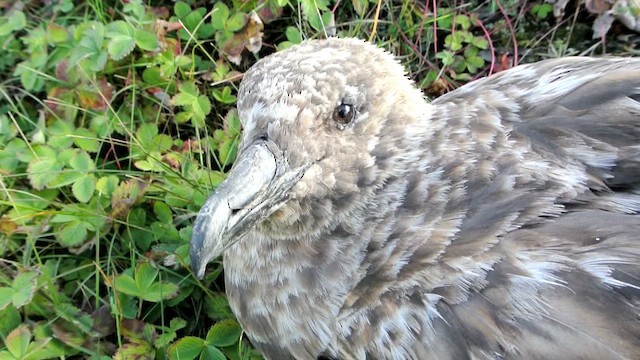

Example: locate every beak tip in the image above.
[190,208,214,279]
[194,268,206,280]
[189,246,205,279]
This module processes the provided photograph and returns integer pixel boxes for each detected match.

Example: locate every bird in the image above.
[190,38,640,359]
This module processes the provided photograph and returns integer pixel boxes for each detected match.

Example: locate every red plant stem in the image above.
[476,17,496,75]
[398,28,437,71]
[332,0,341,13]
[103,143,122,170]
[432,0,438,59]
[496,0,518,66]
[414,0,430,47]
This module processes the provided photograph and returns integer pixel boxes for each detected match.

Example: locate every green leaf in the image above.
[199,24,216,39]
[471,36,489,50]
[49,171,84,188]
[174,111,192,124]
[285,26,303,44]
[0,306,21,339]
[113,293,138,320]
[172,82,211,127]
[463,45,478,58]
[54,303,94,334]
[48,120,75,150]
[10,272,38,309]
[154,202,173,223]
[192,95,211,126]
[455,14,471,30]
[72,174,96,203]
[532,3,552,19]
[164,179,205,207]
[134,29,159,51]
[107,36,136,61]
[172,85,196,106]
[51,212,79,224]
[134,160,153,171]
[7,189,57,215]
[57,221,89,246]
[127,228,154,252]
[114,274,140,297]
[74,128,101,152]
[153,134,173,152]
[0,115,17,142]
[156,332,177,348]
[167,337,205,360]
[180,8,207,38]
[205,319,242,347]
[90,114,111,138]
[461,31,474,44]
[106,21,136,60]
[137,122,159,145]
[0,137,25,170]
[204,295,235,321]
[0,288,13,312]
[211,3,230,30]
[5,325,31,358]
[170,318,187,331]
[123,0,146,20]
[351,0,368,16]
[218,136,238,166]
[69,150,95,172]
[0,10,26,37]
[174,2,191,18]
[54,0,73,13]
[15,60,42,91]
[142,67,163,85]
[150,221,180,242]
[47,23,69,43]
[465,56,485,73]
[27,157,63,190]
[223,110,242,136]
[212,87,236,105]
[277,41,296,50]
[454,72,472,81]
[114,342,154,359]
[200,345,226,360]
[444,33,463,51]
[96,175,119,196]
[300,0,330,31]
[70,22,107,72]
[135,262,159,291]
[226,13,247,32]
[18,143,55,163]
[142,282,179,302]
[158,53,192,78]
[436,51,455,66]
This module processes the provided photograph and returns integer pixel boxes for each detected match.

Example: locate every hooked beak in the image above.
[190,140,305,279]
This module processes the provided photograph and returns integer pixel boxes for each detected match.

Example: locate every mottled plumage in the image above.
[190,38,640,359]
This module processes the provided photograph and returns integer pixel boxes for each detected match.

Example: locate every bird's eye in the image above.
[333,103,355,127]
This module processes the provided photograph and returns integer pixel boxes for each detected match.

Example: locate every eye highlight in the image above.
[333,103,355,128]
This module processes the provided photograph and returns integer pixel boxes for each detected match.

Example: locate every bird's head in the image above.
[190,38,429,278]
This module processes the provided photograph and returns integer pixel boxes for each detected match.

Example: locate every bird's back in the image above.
[333,57,640,359]
[210,41,640,360]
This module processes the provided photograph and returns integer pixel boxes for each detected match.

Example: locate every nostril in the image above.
[258,134,268,142]
[228,202,241,216]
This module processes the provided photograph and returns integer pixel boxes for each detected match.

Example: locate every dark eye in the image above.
[333,103,355,127]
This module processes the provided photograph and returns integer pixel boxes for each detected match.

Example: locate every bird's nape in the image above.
[191,38,640,359]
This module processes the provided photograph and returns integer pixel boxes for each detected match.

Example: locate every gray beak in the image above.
[190,141,305,279]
